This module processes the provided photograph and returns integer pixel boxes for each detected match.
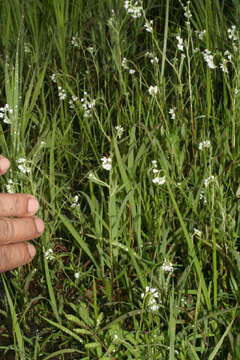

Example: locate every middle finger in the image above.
[0,216,44,244]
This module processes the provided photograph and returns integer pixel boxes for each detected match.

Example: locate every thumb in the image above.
[0,156,10,175]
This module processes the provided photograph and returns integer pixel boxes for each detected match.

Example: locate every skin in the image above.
[0,155,45,272]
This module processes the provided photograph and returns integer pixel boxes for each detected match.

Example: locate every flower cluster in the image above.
[45,248,55,261]
[17,158,31,174]
[141,286,160,312]
[220,50,232,74]
[124,1,143,19]
[81,92,96,118]
[121,58,135,75]
[101,156,112,171]
[202,49,216,69]
[69,95,79,109]
[151,160,166,185]
[183,1,192,24]
[194,228,202,237]
[71,35,81,48]
[176,36,184,51]
[169,107,176,120]
[115,125,124,139]
[204,175,215,187]
[161,259,174,272]
[71,195,80,208]
[145,51,159,64]
[50,73,57,83]
[5,179,14,193]
[144,20,153,33]
[58,86,67,101]
[198,140,211,150]
[228,25,238,42]
[148,85,158,96]
[0,104,13,124]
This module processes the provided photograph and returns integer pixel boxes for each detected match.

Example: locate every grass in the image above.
[0,0,240,358]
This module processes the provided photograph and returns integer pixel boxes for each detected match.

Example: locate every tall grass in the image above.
[0,0,240,358]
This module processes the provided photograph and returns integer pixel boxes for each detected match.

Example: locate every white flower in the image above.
[124,0,143,19]
[71,36,80,48]
[199,140,211,150]
[129,69,135,74]
[228,25,238,41]
[141,286,160,312]
[202,49,216,69]
[80,93,96,117]
[71,195,80,208]
[152,160,157,167]
[148,85,158,96]
[194,228,202,237]
[74,272,80,279]
[204,175,215,187]
[45,248,55,261]
[161,260,173,272]
[152,176,166,185]
[17,158,31,174]
[0,104,13,124]
[6,179,14,193]
[101,156,112,171]
[58,86,67,100]
[122,57,129,70]
[176,36,184,51]
[50,73,56,83]
[115,125,124,139]
[169,107,176,120]
[144,20,153,33]
[198,30,206,40]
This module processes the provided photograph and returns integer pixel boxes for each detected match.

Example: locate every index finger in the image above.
[0,156,10,175]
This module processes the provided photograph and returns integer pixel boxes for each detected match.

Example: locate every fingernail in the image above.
[28,198,39,214]
[27,243,36,258]
[34,218,45,233]
[0,158,10,173]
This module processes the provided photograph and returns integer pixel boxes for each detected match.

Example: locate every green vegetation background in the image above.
[0,0,240,359]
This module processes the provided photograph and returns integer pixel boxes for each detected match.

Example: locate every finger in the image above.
[0,194,40,217]
[0,156,10,175]
[0,216,44,245]
[0,242,36,272]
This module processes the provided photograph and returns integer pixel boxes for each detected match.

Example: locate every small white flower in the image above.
[74,272,80,279]
[152,160,157,167]
[176,36,184,51]
[199,140,211,150]
[124,0,143,19]
[101,156,112,171]
[45,248,55,261]
[71,195,80,208]
[169,107,176,120]
[129,69,135,75]
[122,57,129,70]
[202,49,216,69]
[228,25,238,41]
[50,73,56,83]
[71,36,80,48]
[115,125,124,139]
[194,228,202,237]
[198,29,206,40]
[6,179,14,193]
[148,85,158,96]
[204,175,215,187]
[144,20,153,33]
[152,176,166,185]
[141,286,160,312]
[17,158,31,174]
[58,86,67,100]
[161,260,173,272]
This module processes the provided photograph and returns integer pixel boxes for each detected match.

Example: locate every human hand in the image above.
[0,155,44,272]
